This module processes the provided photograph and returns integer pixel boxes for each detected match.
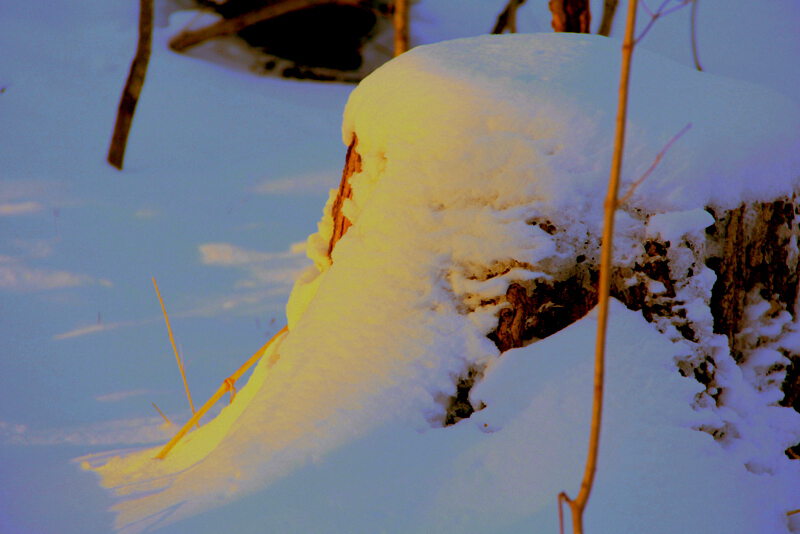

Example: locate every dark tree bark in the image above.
[328,135,361,258]
[108,0,153,170]
[492,0,528,34]
[597,0,619,36]
[549,0,591,33]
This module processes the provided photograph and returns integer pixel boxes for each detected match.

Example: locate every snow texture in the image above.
[80,33,800,533]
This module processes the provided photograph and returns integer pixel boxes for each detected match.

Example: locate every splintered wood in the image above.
[327,135,361,258]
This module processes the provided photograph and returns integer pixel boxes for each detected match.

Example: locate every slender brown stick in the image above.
[152,402,173,426]
[155,326,288,460]
[597,0,619,36]
[789,509,800,516]
[619,122,691,204]
[690,0,703,71]
[560,1,638,532]
[393,0,410,55]
[108,0,153,170]
[152,277,197,419]
[492,0,527,34]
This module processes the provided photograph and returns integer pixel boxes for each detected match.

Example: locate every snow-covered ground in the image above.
[2,1,800,533]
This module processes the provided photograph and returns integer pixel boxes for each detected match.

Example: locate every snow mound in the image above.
[83,33,800,533]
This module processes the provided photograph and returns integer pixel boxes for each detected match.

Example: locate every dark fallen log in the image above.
[169,0,368,52]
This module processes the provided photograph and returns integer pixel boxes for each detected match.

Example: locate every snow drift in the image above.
[83,33,800,533]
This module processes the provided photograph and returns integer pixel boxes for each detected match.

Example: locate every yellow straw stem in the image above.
[152,277,197,418]
[151,402,173,426]
[155,325,288,460]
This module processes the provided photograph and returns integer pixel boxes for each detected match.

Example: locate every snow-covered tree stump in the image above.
[325,36,800,453]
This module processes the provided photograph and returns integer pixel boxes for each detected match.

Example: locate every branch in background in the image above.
[169,0,365,52]
[492,0,528,34]
[635,0,691,43]
[559,0,639,532]
[107,0,153,170]
[690,0,703,70]
[549,0,591,33]
[597,0,619,36]
[393,0,410,55]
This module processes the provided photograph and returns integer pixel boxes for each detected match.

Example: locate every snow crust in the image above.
[83,33,800,533]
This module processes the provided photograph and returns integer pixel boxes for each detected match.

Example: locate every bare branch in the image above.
[636,0,691,43]
[492,0,528,34]
[108,0,153,170]
[619,123,692,204]
[690,0,703,71]
[560,1,638,532]
[597,0,619,36]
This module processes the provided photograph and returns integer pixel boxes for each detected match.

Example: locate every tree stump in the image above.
[326,140,800,454]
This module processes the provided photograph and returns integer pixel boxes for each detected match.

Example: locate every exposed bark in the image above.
[548,0,591,33]
[169,0,367,52]
[108,0,153,170]
[328,135,361,258]
[393,0,410,55]
[597,0,619,36]
[707,199,799,359]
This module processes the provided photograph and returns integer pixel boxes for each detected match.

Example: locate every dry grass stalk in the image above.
[155,325,289,460]
[152,277,197,419]
[151,402,173,426]
[559,0,638,532]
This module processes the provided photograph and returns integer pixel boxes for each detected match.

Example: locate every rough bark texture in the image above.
[707,200,799,359]
[548,0,591,33]
[328,135,361,257]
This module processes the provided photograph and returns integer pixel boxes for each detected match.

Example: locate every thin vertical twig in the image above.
[108,0,154,170]
[559,1,638,532]
[690,0,703,70]
[152,277,197,420]
[393,0,410,56]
